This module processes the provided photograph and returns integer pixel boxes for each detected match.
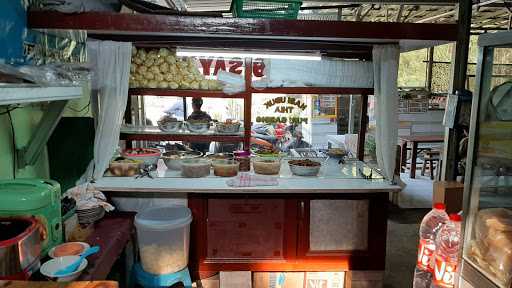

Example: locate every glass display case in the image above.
[461,31,512,288]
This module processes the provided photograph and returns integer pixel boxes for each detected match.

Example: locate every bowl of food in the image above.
[205,153,234,161]
[212,159,240,177]
[109,158,143,176]
[253,157,281,175]
[40,256,88,282]
[157,116,182,132]
[253,147,282,158]
[327,148,347,158]
[162,150,203,170]
[49,242,90,258]
[122,148,161,166]
[181,159,211,178]
[185,120,211,134]
[215,120,241,134]
[288,159,321,176]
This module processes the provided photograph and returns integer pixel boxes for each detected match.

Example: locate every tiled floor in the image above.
[398,172,434,209]
[384,206,429,288]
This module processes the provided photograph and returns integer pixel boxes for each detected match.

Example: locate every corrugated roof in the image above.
[136,0,512,32]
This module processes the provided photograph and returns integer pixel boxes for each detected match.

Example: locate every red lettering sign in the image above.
[198,58,265,77]
[433,255,457,288]
[416,239,436,271]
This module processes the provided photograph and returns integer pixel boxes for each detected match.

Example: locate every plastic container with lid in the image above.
[135,206,192,275]
[234,150,251,172]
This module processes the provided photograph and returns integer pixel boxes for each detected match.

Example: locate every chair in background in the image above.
[421,149,441,180]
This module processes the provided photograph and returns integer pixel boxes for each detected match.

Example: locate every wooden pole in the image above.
[357,93,369,161]
[244,58,252,150]
[442,0,472,181]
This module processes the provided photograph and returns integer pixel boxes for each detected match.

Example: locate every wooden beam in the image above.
[28,11,458,42]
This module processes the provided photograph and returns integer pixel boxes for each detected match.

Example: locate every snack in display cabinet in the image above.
[109,158,144,177]
[470,208,512,285]
[129,47,223,90]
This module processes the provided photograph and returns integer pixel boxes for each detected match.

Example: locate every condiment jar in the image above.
[234,150,251,172]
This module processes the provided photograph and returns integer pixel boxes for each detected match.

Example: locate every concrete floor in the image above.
[384,206,430,288]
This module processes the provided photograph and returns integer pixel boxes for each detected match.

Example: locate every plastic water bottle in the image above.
[431,213,462,288]
[413,203,449,288]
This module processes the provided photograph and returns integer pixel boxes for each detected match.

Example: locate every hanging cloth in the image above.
[79,40,132,183]
[372,45,400,181]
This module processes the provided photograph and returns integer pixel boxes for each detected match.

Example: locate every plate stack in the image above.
[76,206,105,225]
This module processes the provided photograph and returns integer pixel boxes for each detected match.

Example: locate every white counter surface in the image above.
[96,159,401,194]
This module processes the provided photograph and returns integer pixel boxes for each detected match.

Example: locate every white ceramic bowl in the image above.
[40,255,88,282]
[48,242,90,258]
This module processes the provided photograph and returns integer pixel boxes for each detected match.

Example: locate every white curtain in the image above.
[260,59,373,88]
[373,45,400,181]
[79,40,132,183]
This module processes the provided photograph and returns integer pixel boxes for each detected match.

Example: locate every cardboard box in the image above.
[220,271,252,288]
[195,274,220,288]
[347,271,383,288]
[432,181,464,214]
[253,272,305,288]
[305,272,345,288]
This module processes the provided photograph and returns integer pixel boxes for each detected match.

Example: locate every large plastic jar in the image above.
[135,206,192,275]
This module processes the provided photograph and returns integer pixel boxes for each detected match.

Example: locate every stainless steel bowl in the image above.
[157,121,182,132]
[162,150,203,170]
[0,217,41,279]
[215,122,241,134]
[185,121,210,133]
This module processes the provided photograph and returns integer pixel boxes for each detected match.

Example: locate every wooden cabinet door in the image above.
[206,198,286,260]
[297,193,388,271]
[189,194,298,275]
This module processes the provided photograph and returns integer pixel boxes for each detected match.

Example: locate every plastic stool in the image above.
[133,263,192,288]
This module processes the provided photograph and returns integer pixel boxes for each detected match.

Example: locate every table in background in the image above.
[399,135,444,179]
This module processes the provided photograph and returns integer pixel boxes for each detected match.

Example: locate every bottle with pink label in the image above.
[431,213,462,288]
[413,203,449,288]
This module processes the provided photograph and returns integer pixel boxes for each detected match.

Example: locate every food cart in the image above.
[25,9,460,286]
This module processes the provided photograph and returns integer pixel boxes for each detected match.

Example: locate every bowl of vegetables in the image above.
[288,159,321,176]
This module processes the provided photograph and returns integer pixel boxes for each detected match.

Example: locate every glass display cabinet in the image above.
[460,31,512,288]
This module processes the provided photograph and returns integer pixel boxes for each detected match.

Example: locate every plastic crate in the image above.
[232,0,302,19]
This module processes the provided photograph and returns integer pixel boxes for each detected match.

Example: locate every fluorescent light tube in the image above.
[176,48,321,61]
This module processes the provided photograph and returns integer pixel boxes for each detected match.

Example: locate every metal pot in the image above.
[0,217,41,279]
